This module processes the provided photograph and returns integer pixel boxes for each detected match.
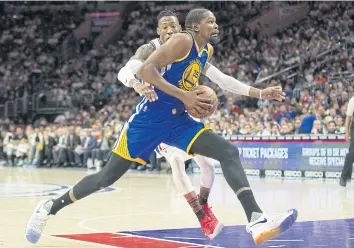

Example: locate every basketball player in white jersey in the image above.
[117,9,288,241]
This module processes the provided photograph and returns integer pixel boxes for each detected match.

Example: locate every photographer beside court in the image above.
[340,96,354,187]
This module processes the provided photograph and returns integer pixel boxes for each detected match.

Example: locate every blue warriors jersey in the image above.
[158,32,211,102]
[112,32,212,164]
[131,31,212,122]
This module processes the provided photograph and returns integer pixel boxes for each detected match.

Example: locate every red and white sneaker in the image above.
[201,202,218,221]
[200,205,224,240]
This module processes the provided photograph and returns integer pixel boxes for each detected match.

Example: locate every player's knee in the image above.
[201,158,215,173]
[98,173,117,188]
[208,163,215,174]
[220,143,240,163]
[94,168,119,189]
[348,151,354,160]
[170,156,187,175]
[205,158,216,169]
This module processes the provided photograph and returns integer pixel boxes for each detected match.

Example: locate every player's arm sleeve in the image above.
[202,44,251,96]
[347,96,354,116]
[204,63,251,96]
[117,44,155,87]
[117,60,143,87]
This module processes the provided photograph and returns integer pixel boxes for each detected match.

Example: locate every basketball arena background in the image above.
[0,1,353,179]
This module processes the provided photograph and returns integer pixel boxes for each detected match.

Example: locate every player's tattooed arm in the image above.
[118,44,157,102]
[130,44,155,62]
[136,33,213,113]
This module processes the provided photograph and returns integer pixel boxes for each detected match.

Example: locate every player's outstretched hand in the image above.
[133,81,158,102]
[181,89,213,115]
[261,86,286,102]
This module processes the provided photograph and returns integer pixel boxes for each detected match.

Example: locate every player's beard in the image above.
[210,35,220,45]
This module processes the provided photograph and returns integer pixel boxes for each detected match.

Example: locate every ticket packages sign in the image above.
[231,140,349,172]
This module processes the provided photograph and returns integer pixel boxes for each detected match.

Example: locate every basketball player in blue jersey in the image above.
[118,9,291,241]
[135,8,298,245]
[25,8,297,245]
[118,9,224,240]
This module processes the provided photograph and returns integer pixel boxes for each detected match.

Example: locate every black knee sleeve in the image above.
[95,170,119,189]
[189,131,262,219]
[72,153,132,200]
[190,130,251,191]
[219,144,240,164]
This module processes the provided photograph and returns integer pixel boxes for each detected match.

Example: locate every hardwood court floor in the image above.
[1,167,354,248]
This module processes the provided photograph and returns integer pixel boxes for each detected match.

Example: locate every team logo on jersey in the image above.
[178,60,201,91]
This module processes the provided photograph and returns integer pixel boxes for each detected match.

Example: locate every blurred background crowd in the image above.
[0,1,353,169]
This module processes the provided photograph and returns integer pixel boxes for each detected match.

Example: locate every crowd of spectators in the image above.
[0,2,353,169]
[0,119,120,168]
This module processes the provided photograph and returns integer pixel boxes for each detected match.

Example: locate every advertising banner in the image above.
[232,140,348,172]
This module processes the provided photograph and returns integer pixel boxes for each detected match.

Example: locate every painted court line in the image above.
[116,233,221,248]
[55,232,219,248]
[74,208,224,248]
[269,239,304,242]
[164,236,207,240]
[54,234,123,248]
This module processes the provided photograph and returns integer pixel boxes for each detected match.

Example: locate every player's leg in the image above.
[158,144,223,240]
[190,130,297,244]
[193,155,215,205]
[189,131,261,221]
[51,154,132,215]
[160,145,205,220]
[167,116,261,222]
[193,155,222,231]
[25,121,164,244]
[25,153,132,244]
[340,134,354,186]
[167,151,204,219]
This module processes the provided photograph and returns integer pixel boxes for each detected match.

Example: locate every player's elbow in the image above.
[136,63,153,80]
[117,67,125,83]
[136,63,146,79]
[217,73,228,86]
[206,64,226,87]
[214,73,228,89]
[117,66,134,87]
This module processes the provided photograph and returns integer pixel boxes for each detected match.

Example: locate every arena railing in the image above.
[254,36,353,86]
[328,71,354,82]
[2,93,70,121]
[3,2,96,13]
[192,134,350,180]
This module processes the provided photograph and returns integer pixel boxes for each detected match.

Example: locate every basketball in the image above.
[186,85,218,119]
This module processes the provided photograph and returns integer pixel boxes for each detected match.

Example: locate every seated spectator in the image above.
[275,105,294,124]
[42,130,56,167]
[77,129,97,168]
[270,123,281,136]
[67,126,81,167]
[311,120,324,135]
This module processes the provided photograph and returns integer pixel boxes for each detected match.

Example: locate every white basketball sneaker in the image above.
[246,209,298,245]
[25,199,53,244]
